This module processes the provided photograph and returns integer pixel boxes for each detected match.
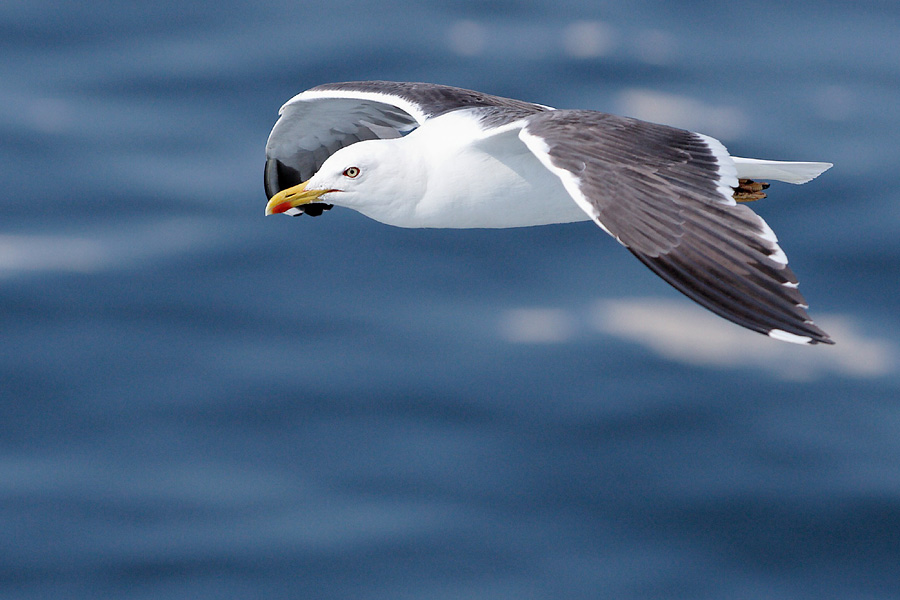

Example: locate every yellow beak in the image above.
[264,180,333,215]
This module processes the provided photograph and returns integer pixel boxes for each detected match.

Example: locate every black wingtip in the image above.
[628,248,833,346]
[809,329,836,345]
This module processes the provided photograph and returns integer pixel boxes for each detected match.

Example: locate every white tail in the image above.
[732,157,832,184]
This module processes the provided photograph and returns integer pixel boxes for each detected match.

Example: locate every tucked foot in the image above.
[734,179,770,202]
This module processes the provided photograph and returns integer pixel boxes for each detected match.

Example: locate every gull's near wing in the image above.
[519,109,833,345]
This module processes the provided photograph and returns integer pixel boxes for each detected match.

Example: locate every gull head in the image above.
[265,139,425,223]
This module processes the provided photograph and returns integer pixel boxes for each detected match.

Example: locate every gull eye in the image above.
[343,166,360,178]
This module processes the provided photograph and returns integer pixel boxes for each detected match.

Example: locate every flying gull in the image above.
[264,81,834,345]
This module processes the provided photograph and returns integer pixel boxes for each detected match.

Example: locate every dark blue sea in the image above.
[2,1,899,598]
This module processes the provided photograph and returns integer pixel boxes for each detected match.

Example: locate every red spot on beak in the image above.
[269,201,293,214]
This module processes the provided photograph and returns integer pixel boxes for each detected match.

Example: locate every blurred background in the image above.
[2,1,899,598]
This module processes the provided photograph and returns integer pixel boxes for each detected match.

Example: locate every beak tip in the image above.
[264,180,327,217]
[265,199,289,216]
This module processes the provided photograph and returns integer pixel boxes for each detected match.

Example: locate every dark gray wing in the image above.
[521,109,833,345]
[265,81,547,199]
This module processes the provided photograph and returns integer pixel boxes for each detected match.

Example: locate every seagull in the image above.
[264,81,834,345]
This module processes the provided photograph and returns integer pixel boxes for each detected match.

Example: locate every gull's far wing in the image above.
[265,81,547,198]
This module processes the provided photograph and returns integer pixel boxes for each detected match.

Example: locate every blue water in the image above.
[2,1,900,598]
